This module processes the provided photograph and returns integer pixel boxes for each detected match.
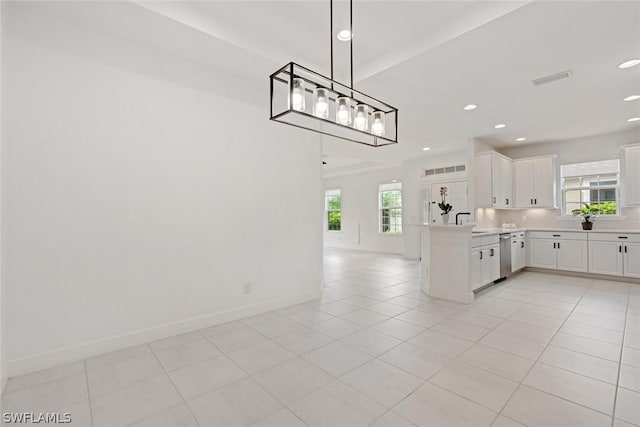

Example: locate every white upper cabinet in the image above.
[623,145,640,206]
[513,156,557,208]
[474,152,512,209]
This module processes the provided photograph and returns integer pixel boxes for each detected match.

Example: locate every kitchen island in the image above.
[421,224,477,304]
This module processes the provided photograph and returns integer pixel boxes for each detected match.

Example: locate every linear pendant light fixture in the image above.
[269,0,398,147]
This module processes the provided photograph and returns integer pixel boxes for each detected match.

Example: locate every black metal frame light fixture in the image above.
[269,0,398,147]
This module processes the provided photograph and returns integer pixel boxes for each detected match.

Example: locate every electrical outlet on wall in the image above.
[243,283,252,294]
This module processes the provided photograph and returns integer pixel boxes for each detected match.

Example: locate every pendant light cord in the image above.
[350,0,353,89]
[330,0,334,89]
[329,0,354,91]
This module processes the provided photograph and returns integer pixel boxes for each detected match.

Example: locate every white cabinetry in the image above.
[475,152,512,209]
[471,235,501,291]
[511,232,526,272]
[514,156,556,208]
[588,233,640,278]
[623,145,640,206]
[528,231,588,272]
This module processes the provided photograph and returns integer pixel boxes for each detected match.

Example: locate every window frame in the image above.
[325,188,342,232]
[560,161,620,217]
[378,182,403,235]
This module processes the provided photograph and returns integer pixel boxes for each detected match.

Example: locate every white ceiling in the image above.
[21,1,640,172]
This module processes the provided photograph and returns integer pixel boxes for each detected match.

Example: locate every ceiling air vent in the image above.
[532,70,572,86]
[423,164,466,177]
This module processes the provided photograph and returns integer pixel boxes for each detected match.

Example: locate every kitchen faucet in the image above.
[455,212,471,225]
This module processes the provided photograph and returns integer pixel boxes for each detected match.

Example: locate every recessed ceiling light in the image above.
[624,95,640,101]
[618,59,640,69]
[516,137,527,142]
[628,117,640,122]
[337,30,352,41]
[494,124,506,129]
[391,179,398,183]
[422,147,431,151]
[463,104,477,111]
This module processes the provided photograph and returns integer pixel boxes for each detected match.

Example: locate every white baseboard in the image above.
[7,289,322,378]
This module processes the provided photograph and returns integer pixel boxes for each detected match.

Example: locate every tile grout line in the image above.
[395,279,561,425]
[144,343,202,427]
[484,278,584,425]
[609,283,631,427]
[82,360,96,427]
[214,338,311,427]
[492,278,627,424]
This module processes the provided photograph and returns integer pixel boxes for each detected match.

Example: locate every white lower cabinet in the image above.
[588,234,640,278]
[528,232,588,272]
[588,241,623,276]
[471,242,500,291]
[624,243,640,278]
[556,240,589,272]
[529,239,557,269]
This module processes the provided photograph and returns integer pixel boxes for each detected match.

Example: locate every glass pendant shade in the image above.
[336,97,352,125]
[313,88,330,119]
[353,104,369,131]
[291,78,305,112]
[371,110,385,136]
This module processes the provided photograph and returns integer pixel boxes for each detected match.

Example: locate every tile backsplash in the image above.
[476,207,640,230]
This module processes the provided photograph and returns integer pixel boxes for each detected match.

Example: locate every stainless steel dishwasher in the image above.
[499,233,513,279]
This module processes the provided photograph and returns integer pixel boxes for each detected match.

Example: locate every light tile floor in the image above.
[2,248,640,426]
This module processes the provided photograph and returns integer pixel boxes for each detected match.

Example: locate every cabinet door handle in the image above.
[553,234,561,237]
[490,248,495,257]
[521,241,524,248]
[625,245,628,253]
[480,251,483,260]
[534,198,537,204]
[619,245,622,253]
[506,198,509,205]
[493,196,496,204]
[557,242,560,249]
[553,242,556,249]
[618,236,628,239]
[530,198,533,205]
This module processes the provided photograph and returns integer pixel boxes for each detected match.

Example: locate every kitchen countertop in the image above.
[470,227,640,236]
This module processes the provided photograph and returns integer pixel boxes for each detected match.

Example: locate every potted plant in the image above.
[571,203,600,230]
[438,186,453,224]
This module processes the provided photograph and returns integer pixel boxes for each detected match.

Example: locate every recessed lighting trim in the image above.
[628,117,640,122]
[516,137,526,142]
[494,123,506,129]
[624,95,640,102]
[618,59,640,69]
[422,147,431,151]
[463,104,477,111]
[391,179,398,183]
[337,30,352,41]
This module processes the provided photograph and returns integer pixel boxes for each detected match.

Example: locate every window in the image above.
[379,182,402,234]
[561,160,620,216]
[325,189,341,231]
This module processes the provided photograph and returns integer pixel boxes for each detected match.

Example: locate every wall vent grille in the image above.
[423,164,465,177]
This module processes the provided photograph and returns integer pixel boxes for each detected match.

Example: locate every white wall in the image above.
[476,129,640,230]
[323,167,404,254]
[3,4,323,376]
[0,0,5,394]
[402,149,470,259]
